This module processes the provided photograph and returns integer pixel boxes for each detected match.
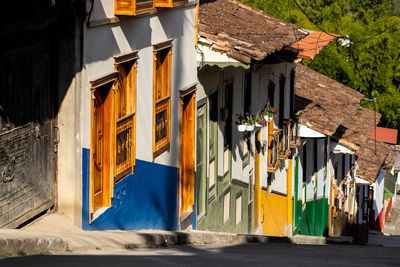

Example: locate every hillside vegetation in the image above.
[241,0,400,130]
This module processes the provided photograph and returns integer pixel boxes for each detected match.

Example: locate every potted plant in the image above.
[245,115,254,131]
[261,104,277,122]
[236,113,247,132]
[254,116,265,127]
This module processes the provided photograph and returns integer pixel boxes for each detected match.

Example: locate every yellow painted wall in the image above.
[254,132,293,236]
[261,191,288,236]
[287,159,293,232]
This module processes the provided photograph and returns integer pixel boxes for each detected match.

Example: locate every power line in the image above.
[291,0,341,38]
[291,0,400,44]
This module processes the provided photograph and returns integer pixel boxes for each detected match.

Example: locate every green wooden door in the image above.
[196,103,207,218]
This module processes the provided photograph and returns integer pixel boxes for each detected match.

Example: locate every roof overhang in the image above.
[331,141,355,154]
[290,30,339,60]
[197,41,250,69]
[298,124,326,138]
[355,177,371,185]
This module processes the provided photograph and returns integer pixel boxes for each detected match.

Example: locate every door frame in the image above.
[179,85,197,223]
[194,97,208,221]
[89,72,117,222]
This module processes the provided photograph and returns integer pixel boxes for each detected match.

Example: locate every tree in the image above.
[241,0,400,130]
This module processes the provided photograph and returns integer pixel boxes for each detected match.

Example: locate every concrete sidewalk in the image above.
[0,214,326,256]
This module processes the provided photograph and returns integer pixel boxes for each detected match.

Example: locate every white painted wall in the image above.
[326,137,332,200]
[374,169,385,220]
[316,138,326,198]
[57,25,83,226]
[297,141,305,200]
[82,4,197,168]
[57,1,196,225]
[197,48,296,197]
[271,163,288,195]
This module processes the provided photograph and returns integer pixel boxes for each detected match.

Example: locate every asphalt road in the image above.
[1,243,399,266]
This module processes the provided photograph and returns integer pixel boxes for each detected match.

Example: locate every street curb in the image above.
[326,236,353,245]
[0,230,329,255]
[290,235,326,245]
[0,237,67,256]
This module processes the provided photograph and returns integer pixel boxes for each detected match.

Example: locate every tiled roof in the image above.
[290,31,339,60]
[356,138,398,183]
[198,0,308,63]
[370,126,398,145]
[295,64,364,136]
[334,107,381,151]
[394,153,400,171]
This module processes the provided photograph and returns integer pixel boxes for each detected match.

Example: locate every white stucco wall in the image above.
[82,3,197,168]
[297,141,304,200]
[58,0,197,225]
[316,138,326,198]
[374,169,385,220]
[197,59,295,191]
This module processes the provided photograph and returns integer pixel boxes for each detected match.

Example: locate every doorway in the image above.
[90,82,113,216]
[196,100,207,221]
[179,91,196,228]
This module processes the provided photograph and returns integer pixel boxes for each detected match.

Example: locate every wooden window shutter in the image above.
[153,41,173,159]
[115,0,136,15]
[113,51,138,182]
[153,0,173,8]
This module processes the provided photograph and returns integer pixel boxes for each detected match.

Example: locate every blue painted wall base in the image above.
[82,148,180,230]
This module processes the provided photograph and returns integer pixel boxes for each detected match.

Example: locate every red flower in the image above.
[274,109,277,113]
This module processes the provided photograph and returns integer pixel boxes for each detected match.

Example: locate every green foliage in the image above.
[240,0,400,131]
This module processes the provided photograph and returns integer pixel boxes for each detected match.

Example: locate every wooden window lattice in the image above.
[153,44,172,158]
[113,59,136,182]
[115,114,134,180]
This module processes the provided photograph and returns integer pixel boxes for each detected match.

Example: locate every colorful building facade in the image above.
[195,0,306,235]
[55,0,198,230]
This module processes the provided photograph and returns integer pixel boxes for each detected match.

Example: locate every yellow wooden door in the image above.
[254,130,262,230]
[91,84,113,214]
[180,92,196,219]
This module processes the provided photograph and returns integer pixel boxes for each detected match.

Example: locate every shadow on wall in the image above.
[0,0,86,228]
[83,0,154,68]
[0,0,84,132]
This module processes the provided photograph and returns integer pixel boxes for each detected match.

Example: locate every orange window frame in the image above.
[153,40,173,159]
[113,52,138,183]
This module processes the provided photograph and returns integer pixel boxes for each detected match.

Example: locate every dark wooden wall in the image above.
[0,0,84,228]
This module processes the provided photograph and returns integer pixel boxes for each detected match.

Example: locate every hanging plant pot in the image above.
[263,115,273,122]
[237,124,246,132]
[246,125,254,131]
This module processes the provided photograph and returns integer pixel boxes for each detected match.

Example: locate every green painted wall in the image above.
[293,198,329,236]
[293,155,328,236]
[197,178,254,234]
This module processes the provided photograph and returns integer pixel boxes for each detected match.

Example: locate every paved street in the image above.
[1,242,400,267]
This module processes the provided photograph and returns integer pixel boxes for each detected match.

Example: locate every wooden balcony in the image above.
[115,0,187,16]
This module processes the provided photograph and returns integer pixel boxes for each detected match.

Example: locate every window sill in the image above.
[90,206,110,224]
[153,142,170,159]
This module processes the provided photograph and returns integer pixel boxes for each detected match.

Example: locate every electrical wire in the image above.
[291,0,400,45]
[291,0,341,38]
